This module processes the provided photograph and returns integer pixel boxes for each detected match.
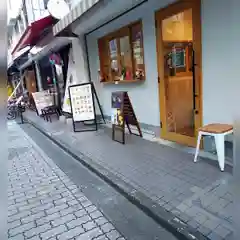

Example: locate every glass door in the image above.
[156,0,202,147]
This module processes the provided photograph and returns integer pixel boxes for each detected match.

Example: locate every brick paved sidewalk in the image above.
[8,121,125,240]
[23,111,234,240]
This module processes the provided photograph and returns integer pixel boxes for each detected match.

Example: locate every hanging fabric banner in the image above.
[62,48,78,113]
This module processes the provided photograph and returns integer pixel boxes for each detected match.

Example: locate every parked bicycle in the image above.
[7,99,18,120]
[7,98,25,121]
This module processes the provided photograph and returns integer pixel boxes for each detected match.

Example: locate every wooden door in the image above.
[156,0,202,147]
[25,70,37,95]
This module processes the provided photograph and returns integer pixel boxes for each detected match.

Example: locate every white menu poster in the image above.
[69,83,95,122]
[32,91,53,115]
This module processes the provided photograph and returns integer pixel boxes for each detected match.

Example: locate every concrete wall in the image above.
[71,38,89,84]
[201,0,240,125]
[76,0,239,131]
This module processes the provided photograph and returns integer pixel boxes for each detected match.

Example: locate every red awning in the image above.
[11,15,54,55]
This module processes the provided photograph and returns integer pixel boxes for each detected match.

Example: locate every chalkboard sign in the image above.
[111,91,142,144]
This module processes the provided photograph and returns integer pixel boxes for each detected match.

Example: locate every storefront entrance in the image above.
[156,0,202,147]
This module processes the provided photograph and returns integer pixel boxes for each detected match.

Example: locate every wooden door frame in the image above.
[155,0,202,147]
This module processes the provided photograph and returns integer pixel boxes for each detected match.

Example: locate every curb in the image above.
[23,116,209,240]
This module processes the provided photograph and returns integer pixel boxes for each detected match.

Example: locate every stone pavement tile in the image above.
[68,199,78,206]
[9,221,36,237]
[94,235,109,240]
[76,228,104,240]
[40,194,62,204]
[197,225,212,236]
[24,223,52,239]
[53,196,75,206]
[10,200,28,209]
[106,229,121,240]
[163,203,174,212]
[40,225,67,240]
[60,205,83,217]
[100,223,115,234]
[67,215,92,229]
[83,221,98,231]
[51,213,76,227]
[27,236,41,240]
[187,219,200,229]
[203,219,220,230]
[95,217,109,226]
[86,205,98,213]
[45,203,68,215]
[212,225,232,239]
[194,213,208,225]
[31,202,55,214]
[207,231,224,240]
[57,226,85,240]
[8,209,19,217]
[8,219,22,230]
[90,210,103,219]
[35,211,61,226]
[8,233,25,240]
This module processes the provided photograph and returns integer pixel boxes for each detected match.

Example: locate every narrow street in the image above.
[8,121,178,240]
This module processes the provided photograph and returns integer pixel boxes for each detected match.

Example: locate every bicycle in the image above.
[7,99,25,121]
[7,100,18,120]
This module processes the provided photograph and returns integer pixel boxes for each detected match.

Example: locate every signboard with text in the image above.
[69,83,95,122]
[32,91,53,115]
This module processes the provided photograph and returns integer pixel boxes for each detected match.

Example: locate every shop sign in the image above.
[111,91,142,144]
[32,90,53,115]
[68,82,105,133]
[69,83,94,122]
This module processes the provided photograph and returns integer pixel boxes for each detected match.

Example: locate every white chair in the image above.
[194,123,233,171]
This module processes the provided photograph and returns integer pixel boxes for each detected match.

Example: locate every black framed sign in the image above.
[111,91,142,144]
[68,82,105,132]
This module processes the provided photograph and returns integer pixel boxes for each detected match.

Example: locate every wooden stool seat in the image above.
[199,123,233,134]
[194,123,233,171]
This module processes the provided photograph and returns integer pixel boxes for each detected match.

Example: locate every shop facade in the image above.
[53,0,239,150]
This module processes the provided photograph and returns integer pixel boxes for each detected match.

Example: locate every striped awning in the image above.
[53,0,101,36]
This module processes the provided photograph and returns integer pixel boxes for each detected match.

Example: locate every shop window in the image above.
[98,21,145,83]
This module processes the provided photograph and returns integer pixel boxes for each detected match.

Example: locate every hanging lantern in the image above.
[49,53,63,65]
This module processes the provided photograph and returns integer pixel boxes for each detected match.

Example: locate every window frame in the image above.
[98,20,145,83]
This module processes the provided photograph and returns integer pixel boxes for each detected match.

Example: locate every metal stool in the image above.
[194,123,233,171]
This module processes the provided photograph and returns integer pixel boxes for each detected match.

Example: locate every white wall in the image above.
[201,0,240,125]
[79,0,240,127]
[71,38,89,84]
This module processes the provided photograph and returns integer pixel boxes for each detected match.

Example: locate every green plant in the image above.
[121,67,126,78]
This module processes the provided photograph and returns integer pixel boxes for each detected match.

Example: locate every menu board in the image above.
[111,108,124,126]
[32,91,53,115]
[111,91,142,144]
[69,83,95,122]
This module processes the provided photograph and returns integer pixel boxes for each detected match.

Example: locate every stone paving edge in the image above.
[22,116,210,240]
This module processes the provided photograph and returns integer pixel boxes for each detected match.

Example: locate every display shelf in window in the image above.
[98,21,145,84]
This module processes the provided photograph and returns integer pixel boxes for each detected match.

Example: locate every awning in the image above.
[8,46,31,74]
[19,37,71,70]
[53,0,101,36]
[53,0,147,37]
[11,15,54,55]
